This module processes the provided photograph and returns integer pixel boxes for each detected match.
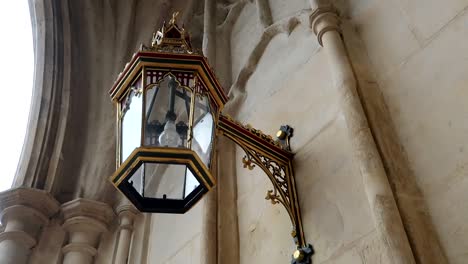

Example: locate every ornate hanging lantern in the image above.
[109,13,313,263]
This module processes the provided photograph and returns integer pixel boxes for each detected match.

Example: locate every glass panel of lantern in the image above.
[127,162,201,200]
[121,77,143,163]
[145,74,191,148]
[127,73,201,200]
[191,94,215,169]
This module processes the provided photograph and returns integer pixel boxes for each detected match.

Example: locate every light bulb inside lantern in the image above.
[159,120,182,147]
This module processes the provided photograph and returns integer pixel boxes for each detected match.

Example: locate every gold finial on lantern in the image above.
[169,11,179,25]
[143,11,193,54]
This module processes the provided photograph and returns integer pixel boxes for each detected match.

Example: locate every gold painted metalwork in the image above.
[169,11,179,25]
[276,129,286,139]
[147,11,192,54]
[293,249,305,261]
[110,147,214,189]
[220,114,284,149]
[217,114,307,251]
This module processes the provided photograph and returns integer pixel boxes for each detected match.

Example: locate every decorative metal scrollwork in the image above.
[242,154,255,170]
[220,114,285,149]
[217,113,313,263]
[265,189,280,204]
[238,146,295,229]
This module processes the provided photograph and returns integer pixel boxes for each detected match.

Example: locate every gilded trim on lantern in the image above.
[109,147,215,191]
[109,53,227,112]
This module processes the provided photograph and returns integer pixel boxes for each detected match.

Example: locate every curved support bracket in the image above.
[217,114,313,263]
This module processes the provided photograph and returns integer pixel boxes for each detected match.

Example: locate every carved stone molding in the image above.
[61,198,115,227]
[61,198,115,264]
[0,187,60,218]
[0,188,60,264]
[0,188,60,242]
[227,10,311,114]
[310,6,341,46]
[62,243,98,258]
[114,203,139,264]
[115,203,138,231]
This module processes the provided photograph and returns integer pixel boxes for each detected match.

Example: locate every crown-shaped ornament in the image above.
[140,12,194,54]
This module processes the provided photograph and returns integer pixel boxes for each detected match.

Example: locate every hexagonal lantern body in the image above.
[109,21,228,213]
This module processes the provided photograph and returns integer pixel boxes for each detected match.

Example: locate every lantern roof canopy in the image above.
[109,12,228,110]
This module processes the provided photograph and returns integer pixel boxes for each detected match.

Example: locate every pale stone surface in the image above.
[95,225,118,264]
[269,0,310,22]
[394,0,468,43]
[231,1,263,80]
[29,221,65,264]
[162,235,201,264]
[319,229,392,263]
[146,201,204,264]
[127,213,152,264]
[342,20,448,264]
[351,0,420,82]
[377,9,468,263]
[295,116,375,262]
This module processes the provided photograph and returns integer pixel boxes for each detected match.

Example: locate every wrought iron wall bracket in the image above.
[217,114,313,263]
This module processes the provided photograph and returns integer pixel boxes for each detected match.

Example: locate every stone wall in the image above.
[144,203,204,264]
[343,1,468,263]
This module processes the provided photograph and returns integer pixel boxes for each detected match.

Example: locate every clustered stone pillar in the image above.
[61,198,114,264]
[0,188,60,264]
[114,204,138,264]
[201,0,218,263]
[310,6,416,263]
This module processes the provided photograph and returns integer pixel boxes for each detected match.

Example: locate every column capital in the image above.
[309,6,341,46]
[61,198,115,264]
[116,203,138,218]
[0,188,60,248]
[115,203,138,231]
[0,188,60,264]
[0,187,60,219]
[61,198,115,226]
[61,198,114,244]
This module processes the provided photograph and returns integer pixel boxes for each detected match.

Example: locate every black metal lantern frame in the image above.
[109,14,313,263]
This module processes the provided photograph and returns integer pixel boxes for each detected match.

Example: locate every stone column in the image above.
[310,7,416,264]
[216,137,240,264]
[114,204,138,264]
[0,188,60,264]
[61,198,114,264]
[201,0,218,263]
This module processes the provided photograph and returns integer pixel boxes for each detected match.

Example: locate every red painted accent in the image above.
[109,52,228,103]
[218,115,293,159]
